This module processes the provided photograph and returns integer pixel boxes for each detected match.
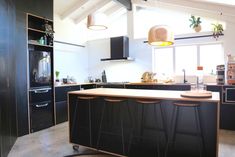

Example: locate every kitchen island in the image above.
[68,88,220,157]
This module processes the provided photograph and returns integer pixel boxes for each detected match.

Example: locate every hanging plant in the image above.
[189,15,202,32]
[212,23,224,40]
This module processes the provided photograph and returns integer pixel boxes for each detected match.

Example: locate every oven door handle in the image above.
[35,103,48,108]
[34,89,49,93]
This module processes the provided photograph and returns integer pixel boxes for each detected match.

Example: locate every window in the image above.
[199,44,224,74]
[153,48,173,76]
[153,43,224,76]
[175,46,197,75]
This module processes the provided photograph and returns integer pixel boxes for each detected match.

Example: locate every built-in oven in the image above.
[29,88,53,132]
[222,86,235,104]
[29,50,51,88]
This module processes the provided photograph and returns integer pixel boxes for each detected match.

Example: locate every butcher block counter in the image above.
[68,88,220,157]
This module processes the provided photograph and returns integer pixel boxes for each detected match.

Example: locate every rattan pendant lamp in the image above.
[148,25,174,46]
[87,12,108,30]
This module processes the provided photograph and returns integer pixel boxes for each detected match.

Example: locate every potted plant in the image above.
[212,23,224,40]
[189,15,202,32]
[55,71,60,82]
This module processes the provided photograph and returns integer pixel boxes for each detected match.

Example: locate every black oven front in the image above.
[222,86,235,104]
[29,50,52,88]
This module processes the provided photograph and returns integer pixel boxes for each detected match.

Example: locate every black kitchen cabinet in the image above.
[30,102,54,132]
[97,83,125,88]
[55,85,80,124]
[81,84,97,90]
[206,85,235,130]
[126,84,190,90]
[15,0,53,136]
[0,0,17,156]
[125,84,154,89]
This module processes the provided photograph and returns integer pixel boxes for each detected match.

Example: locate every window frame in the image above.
[152,41,224,76]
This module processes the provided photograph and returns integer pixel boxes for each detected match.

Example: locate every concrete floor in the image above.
[8,122,235,157]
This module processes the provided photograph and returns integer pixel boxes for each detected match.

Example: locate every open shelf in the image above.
[28,27,46,34]
[28,42,53,48]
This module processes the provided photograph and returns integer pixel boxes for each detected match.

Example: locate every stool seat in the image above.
[78,96,97,100]
[104,97,126,103]
[136,99,160,104]
[165,101,205,157]
[127,98,167,156]
[96,97,128,155]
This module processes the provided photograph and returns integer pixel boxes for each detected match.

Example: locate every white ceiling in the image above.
[54,0,235,24]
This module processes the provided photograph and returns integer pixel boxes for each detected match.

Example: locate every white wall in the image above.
[54,14,87,45]
[54,14,88,83]
[87,38,152,82]
[54,43,88,83]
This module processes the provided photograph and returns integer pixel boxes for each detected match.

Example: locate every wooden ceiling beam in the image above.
[113,0,132,10]
[74,0,111,24]
[60,0,88,20]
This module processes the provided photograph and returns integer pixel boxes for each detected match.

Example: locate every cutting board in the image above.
[181,90,212,98]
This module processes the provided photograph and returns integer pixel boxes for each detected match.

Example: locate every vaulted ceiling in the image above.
[54,0,235,25]
[54,0,127,24]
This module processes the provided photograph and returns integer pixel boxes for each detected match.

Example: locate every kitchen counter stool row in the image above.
[69,95,209,157]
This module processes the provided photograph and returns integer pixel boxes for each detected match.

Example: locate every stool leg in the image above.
[119,103,125,155]
[88,100,92,146]
[127,103,137,156]
[172,106,179,147]
[165,105,178,157]
[140,105,145,143]
[195,107,206,157]
[71,99,79,137]
[96,101,106,149]
[159,103,168,141]
[153,104,161,157]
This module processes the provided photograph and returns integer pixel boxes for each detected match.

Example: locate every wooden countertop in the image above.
[69,88,220,102]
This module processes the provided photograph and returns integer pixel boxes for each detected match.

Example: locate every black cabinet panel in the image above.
[81,84,96,90]
[56,101,68,124]
[56,87,72,102]
[30,101,53,133]
[126,84,190,90]
[97,84,125,88]
[125,85,153,89]
[55,85,80,124]
[29,88,52,103]
[15,0,53,136]
[220,104,235,130]
[0,0,17,156]
[206,85,235,130]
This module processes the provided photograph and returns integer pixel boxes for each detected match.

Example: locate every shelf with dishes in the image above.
[28,40,53,48]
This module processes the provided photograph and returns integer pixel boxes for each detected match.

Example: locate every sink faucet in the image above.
[182,69,187,83]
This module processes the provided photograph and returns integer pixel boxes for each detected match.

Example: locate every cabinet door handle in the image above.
[34,89,49,93]
[35,103,48,108]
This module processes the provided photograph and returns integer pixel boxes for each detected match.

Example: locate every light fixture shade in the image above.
[148,25,174,46]
[87,13,108,30]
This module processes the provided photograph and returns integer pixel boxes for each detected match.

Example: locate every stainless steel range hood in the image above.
[101,36,134,61]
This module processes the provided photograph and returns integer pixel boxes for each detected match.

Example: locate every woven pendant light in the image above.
[87,13,108,30]
[148,25,174,46]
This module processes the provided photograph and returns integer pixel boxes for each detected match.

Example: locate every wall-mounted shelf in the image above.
[28,27,47,34]
[28,42,53,48]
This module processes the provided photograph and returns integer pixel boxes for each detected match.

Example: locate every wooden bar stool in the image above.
[165,102,205,157]
[128,98,167,157]
[70,95,102,156]
[96,97,128,155]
